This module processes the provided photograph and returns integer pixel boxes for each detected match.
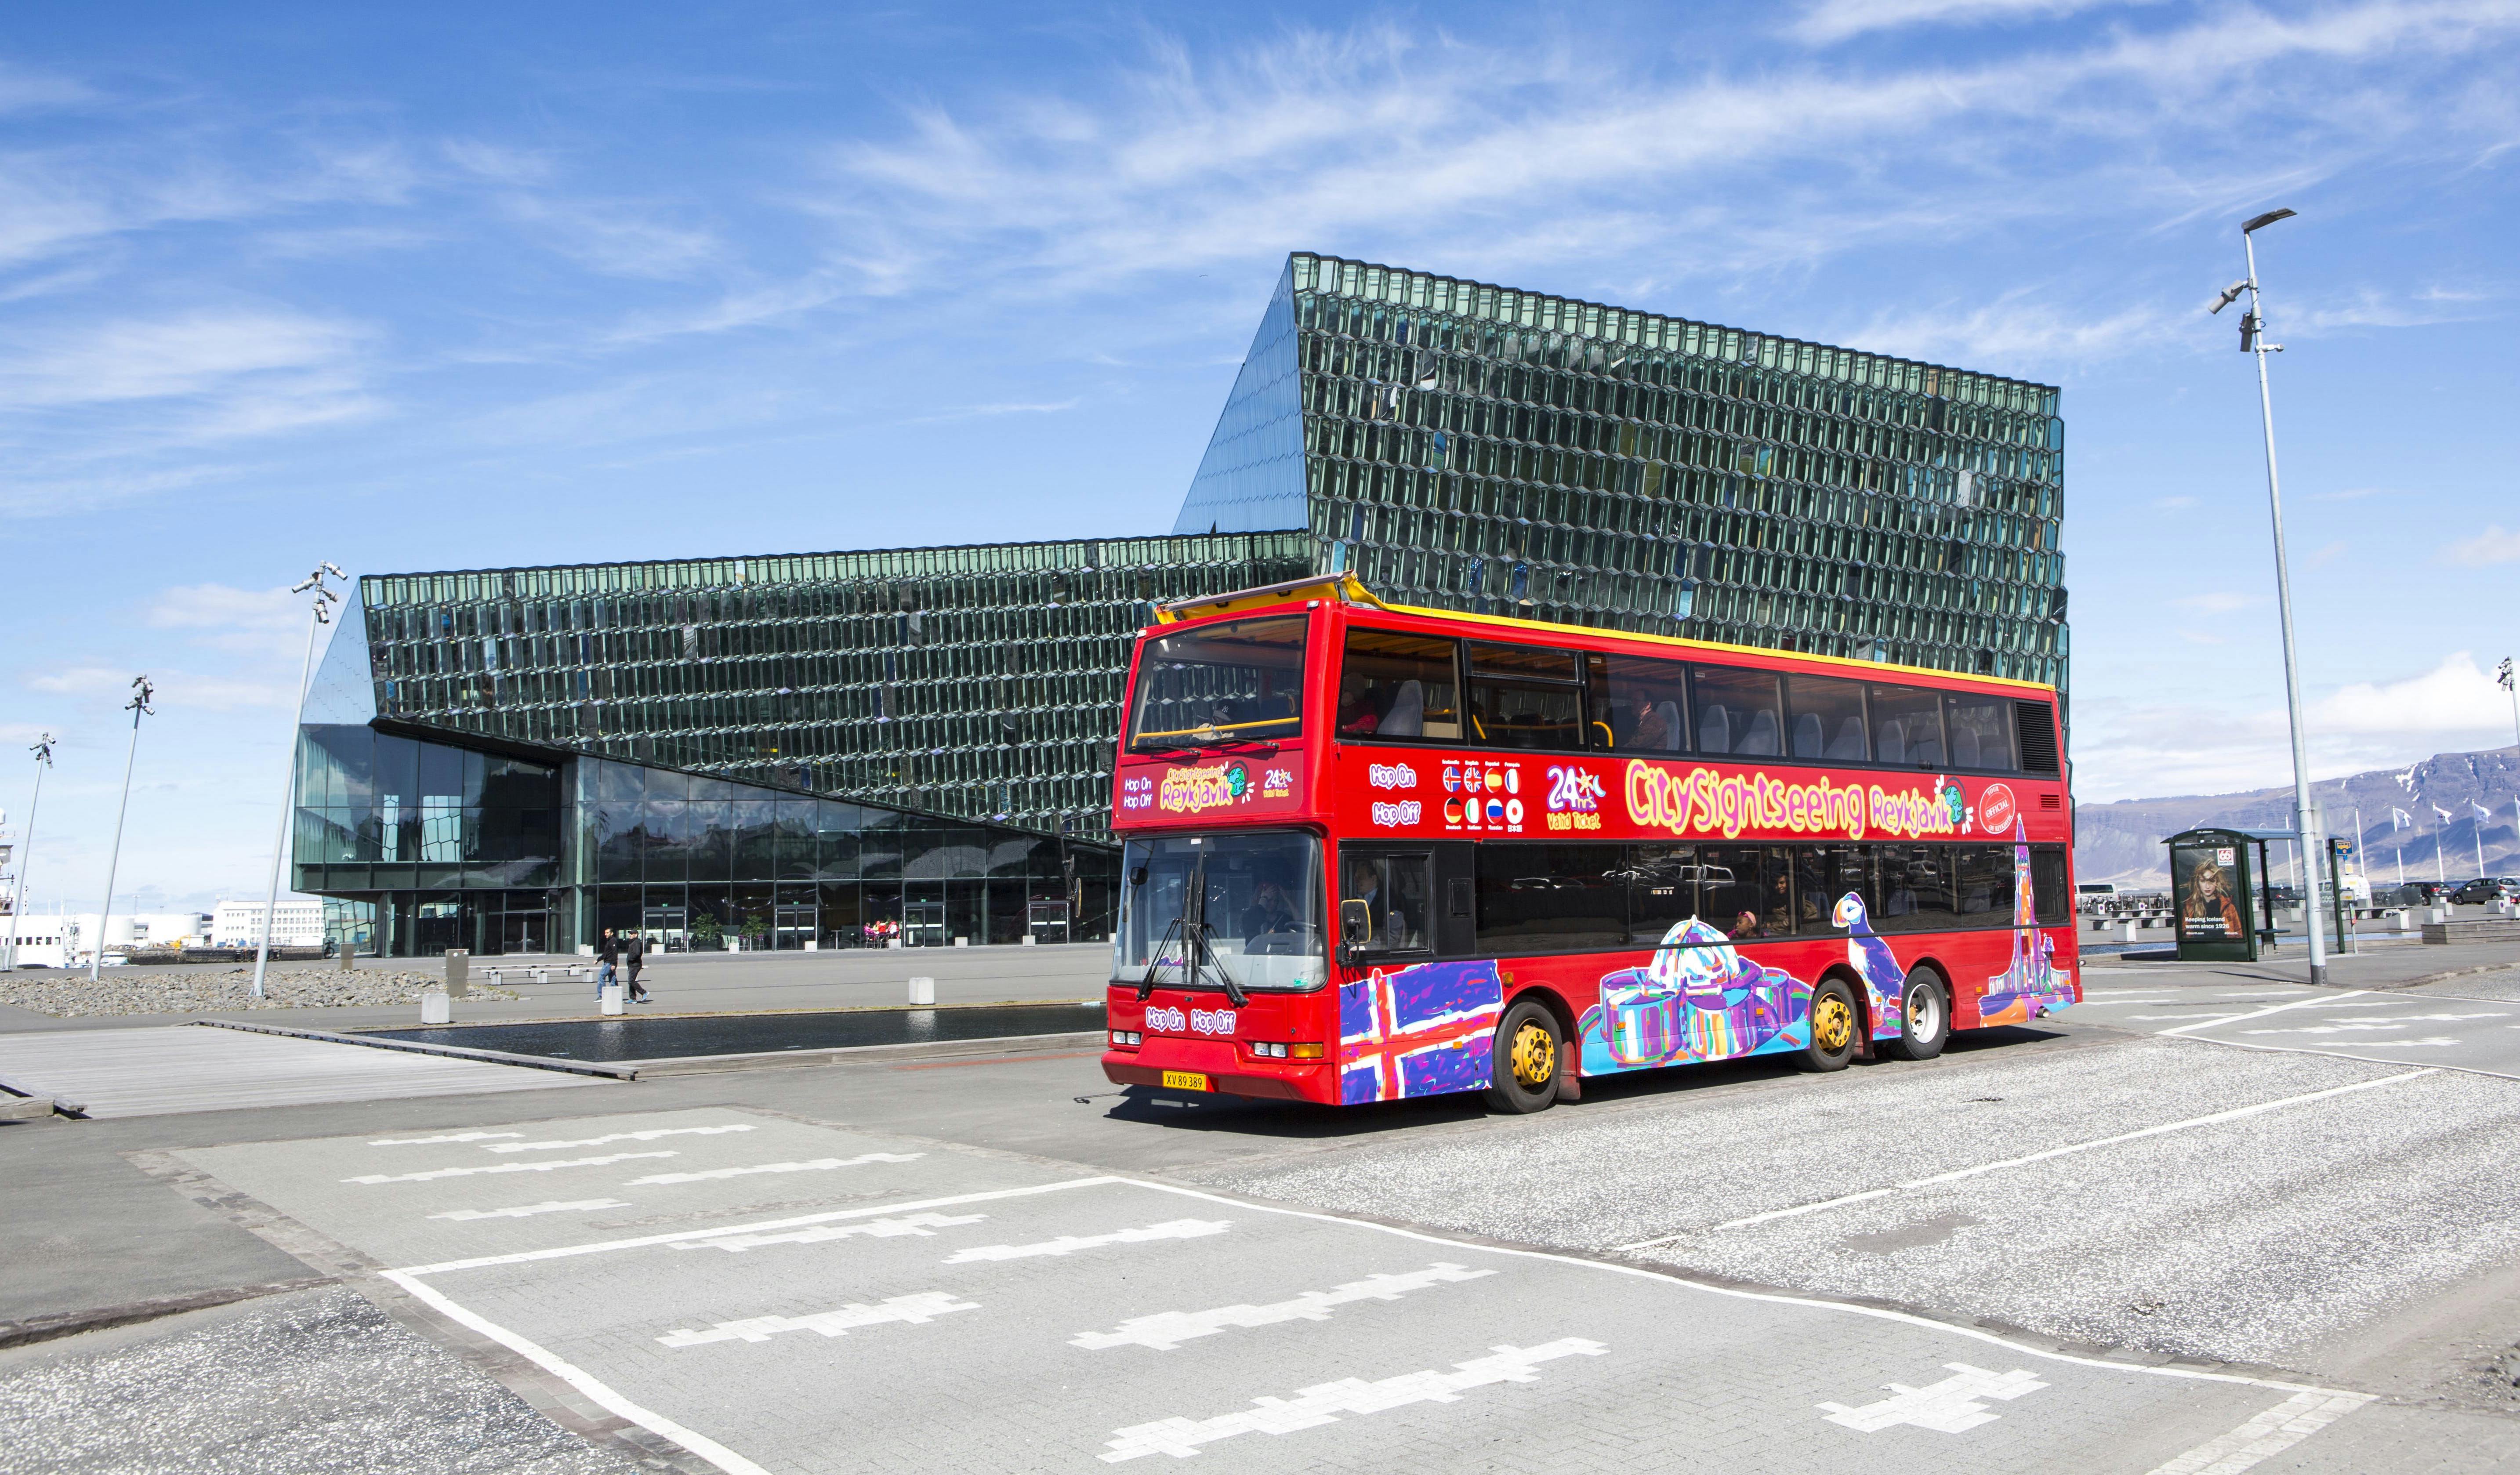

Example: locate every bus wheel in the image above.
[1885,968,1948,1061]
[1483,1001,1561,1113]
[1802,979,1858,1073]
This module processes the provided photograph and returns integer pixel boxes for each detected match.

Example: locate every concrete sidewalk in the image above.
[2088,935,2519,990]
[0,943,1113,1036]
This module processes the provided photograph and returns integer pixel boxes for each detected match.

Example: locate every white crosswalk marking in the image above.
[675,1212,985,1252]
[948,1218,1229,1263]
[486,1125,756,1152]
[2140,1389,2372,1474]
[1073,1263,1497,1351]
[1819,1363,2048,1433]
[347,1152,677,1184]
[1099,1339,1607,1461]
[370,1131,524,1146]
[625,1152,922,1185]
[656,1291,979,1348]
[431,1199,628,1221]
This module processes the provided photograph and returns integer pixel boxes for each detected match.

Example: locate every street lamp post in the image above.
[252,564,344,1000]
[2210,207,2328,984]
[90,678,155,982]
[3,736,54,972]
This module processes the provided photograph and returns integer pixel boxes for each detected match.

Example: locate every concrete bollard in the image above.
[444,948,470,1000]
[2110,921,2139,944]
[1021,934,1037,946]
[339,942,357,971]
[599,979,625,1015]
[954,936,969,948]
[887,938,903,950]
[421,990,452,1025]
[908,975,935,1005]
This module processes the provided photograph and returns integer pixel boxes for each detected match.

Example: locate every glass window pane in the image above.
[2031,846,2068,925]
[1465,643,1586,750]
[1340,846,1433,953]
[1474,843,1625,955]
[1692,667,1782,757]
[1622,842,1705,941]
[1945,696,2016,772]
[1954,844,2013,919]
[1337,628,1460,741]
[1785,675,1868,763]
[1793,844,1872,934]
[1869,685,1947,767]
[1875,844,1958,932]
[1128,614,1310,752]
[1592,654,1687,754]
[1699,844,1789,938]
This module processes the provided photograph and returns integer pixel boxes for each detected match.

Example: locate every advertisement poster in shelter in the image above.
[2171,841,2246,942]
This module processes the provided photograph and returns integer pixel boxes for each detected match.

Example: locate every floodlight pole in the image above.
[2236,210,2329,984]
[253,565,343,1000]
[3,736,54,972]
[91,678,154,982]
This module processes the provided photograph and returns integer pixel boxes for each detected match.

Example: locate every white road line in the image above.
[1610,1068,2436,1243]
[656,1291,979,1348]
[389,1176,1116,1276]
[624,1152,921,1185]
[2160,992,2366,1038]
[1818,1363,2047,1433]
[947,1218,1229,1263]
[486,1125,755,1153]
[382,1269,773,1475]
[675,1212,984,1252]
[347,1152,677,1184]
[2141,1389,2374,1475]
[1112,1177,2377,1406]
[1072,1263,1497,1351]
[1098,1339,1606,1461]
[2125,1014,2244,1023]
[371,1131,524,1146]
[431,1199,628,1221]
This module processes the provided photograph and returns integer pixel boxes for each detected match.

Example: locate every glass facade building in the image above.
[1179,253,2068,689]
[295,252,2067,956]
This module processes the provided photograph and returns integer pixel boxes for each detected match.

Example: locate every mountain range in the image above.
[2074,744,2520,890]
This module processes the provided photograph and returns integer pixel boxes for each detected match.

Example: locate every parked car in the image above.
[2382,880,2451,907]
[2451,877,2517,905]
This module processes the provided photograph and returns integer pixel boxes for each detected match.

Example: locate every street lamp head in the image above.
[2242,207,2297,235]
[2208,279,2251,315]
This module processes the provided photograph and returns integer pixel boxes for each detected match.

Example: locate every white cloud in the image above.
[2311,652,2515,735]
[1791,0,2160,45]
[2441,525,2520,566]
[2303,540,2348,570]
[23,664,289,711]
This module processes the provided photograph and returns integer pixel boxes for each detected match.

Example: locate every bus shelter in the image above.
[2165,827,2287,962]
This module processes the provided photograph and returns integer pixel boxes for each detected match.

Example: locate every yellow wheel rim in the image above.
[1509,1021,1556,1087]
[1813,994,1853,1052]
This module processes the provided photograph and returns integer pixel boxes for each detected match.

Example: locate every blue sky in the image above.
[4,0,2517,913]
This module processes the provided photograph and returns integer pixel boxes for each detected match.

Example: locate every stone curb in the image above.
[192,1018,640,1080]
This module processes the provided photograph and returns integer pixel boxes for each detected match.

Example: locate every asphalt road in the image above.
[12,953,2520,1471]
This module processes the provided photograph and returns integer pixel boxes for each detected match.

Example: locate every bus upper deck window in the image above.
[1944,697,2017,772]
[1465,642,1585,751]
[1691,667,1783,757]
[1868,684,1947,767]
[1337,629,1460,741]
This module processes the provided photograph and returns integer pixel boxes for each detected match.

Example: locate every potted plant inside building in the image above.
[689,912,725,951]
[737,910,771,952]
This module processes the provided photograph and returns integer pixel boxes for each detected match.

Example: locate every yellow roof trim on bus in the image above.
[1148,576,2055,696]
[1376,598,2058,695]
[1153,571,1385,623]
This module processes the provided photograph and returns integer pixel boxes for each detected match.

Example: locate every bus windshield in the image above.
[1127,615,1309,752]
[1114,831,1325,991]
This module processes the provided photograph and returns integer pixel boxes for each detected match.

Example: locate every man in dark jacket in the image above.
[597,929,620,1003]
[625,930,651,1003]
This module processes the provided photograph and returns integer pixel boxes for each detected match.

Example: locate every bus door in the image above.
[1336,842,1474,965]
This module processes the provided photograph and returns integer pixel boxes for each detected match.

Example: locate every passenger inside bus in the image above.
[1342,852,1429,950]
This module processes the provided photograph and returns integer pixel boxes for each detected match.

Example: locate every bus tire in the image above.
[1483,1000,1561,1113]
[1801,978,1859,1073]
[1884,968,1948,1062]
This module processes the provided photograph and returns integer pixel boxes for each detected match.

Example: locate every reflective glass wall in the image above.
[351,533,1313,842]
[1178,252,2070,692]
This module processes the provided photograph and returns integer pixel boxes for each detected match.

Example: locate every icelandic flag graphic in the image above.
[1338,961,1505,1105]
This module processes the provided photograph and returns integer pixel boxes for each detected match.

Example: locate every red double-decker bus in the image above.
[1101,576,2078,1113]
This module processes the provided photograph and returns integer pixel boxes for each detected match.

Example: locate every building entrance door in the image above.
[643,904,689,953]
[774,904,817,950]
[903,899,946,948]
[498,913,543,956]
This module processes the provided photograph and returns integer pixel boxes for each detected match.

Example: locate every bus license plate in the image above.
[1161,1070,1210,1092]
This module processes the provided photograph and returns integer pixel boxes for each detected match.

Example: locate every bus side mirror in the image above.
[1128,866,1147,887]
[1337,899,1372,966]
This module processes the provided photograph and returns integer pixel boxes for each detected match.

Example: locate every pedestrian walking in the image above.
[626,929,650,1003]
[597,928,620,1003]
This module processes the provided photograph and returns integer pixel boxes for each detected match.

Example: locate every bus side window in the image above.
[1945,696,2017,772]
[1343,848,1432,952]
[1338,630,1460,742]
[1464,642,1585,751]
[2031,847,2070,925]
[1593,652,1687,753]
[1693,666,1782,757]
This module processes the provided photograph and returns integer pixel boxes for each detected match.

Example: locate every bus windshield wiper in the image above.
[1191,921,1248,1008]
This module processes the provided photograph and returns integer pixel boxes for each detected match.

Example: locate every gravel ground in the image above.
[1183,1034,2520,1368]
[2407,968,2520,1001]
[0,1287,636,1475]
[0,968,519,1018]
